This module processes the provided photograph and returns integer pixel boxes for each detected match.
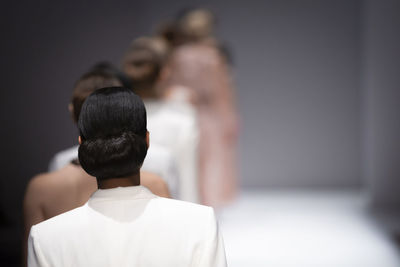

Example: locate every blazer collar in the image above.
[90,185,156,201]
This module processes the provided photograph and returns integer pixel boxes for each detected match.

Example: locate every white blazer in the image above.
[28,186,226,267]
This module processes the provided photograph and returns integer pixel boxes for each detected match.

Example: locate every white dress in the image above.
[28,186,226,267]
[144,99,199,203]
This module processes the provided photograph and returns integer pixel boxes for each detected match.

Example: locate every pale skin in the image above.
[23,132,170,265]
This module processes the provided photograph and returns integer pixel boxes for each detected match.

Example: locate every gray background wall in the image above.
[231,0,361,187]
[363,0,400,208]
[1,0,399,265]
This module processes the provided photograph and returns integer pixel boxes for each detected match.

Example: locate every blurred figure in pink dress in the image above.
[158,8,239,208]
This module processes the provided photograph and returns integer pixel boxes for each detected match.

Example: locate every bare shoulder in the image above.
[141,171,171,198]
[25,172,55,200]
[26,164,82,200]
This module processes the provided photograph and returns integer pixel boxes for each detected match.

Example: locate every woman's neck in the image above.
[97,173,140,189]
[136,88,159,100]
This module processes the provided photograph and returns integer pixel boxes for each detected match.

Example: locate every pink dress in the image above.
[167,43,239,208]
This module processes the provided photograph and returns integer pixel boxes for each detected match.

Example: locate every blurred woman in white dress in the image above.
[122,37,199,203]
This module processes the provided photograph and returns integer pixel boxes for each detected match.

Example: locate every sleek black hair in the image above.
[78,87,147,180]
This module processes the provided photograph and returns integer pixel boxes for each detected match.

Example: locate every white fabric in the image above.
[145,100,199,203]
[143,144,179,198]
[48,144,179,198]
[48,145,79,172]
[28,186,226,267]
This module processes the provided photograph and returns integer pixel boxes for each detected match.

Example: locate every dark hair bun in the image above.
[79,131,147,179]
[78,87,147,179]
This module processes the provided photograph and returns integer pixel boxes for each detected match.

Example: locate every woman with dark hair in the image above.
[23,68,171,267]
[46,63,177,196]
[27,87,226,267]
[48,62,132,171]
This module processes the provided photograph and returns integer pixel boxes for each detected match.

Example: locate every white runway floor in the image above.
[219,190,400,267]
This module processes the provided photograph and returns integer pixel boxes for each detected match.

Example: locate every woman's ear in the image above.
[78,136,82,145]
[146,131,150,148]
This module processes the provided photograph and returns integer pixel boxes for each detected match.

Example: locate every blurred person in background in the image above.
[23,67,171,266]
[122,37,199,203]
[48,62,179,197]
[28,87,226,267]
[48,62,131,171]
[158,8,239,208]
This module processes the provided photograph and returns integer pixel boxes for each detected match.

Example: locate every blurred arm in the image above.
[211,53,239,141]
[141,171,171,198]
[23,176,46,267]
[176,117,199,203]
